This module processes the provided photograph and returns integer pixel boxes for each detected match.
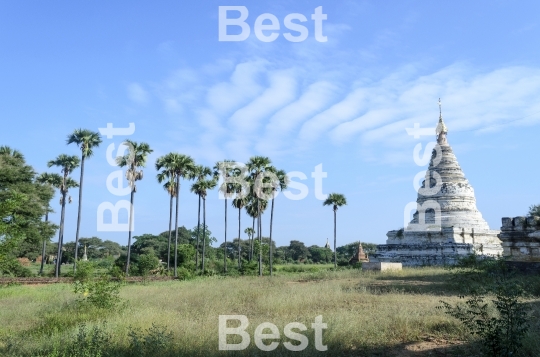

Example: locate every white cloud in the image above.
[154,57,540,164]
[127,83,149,105]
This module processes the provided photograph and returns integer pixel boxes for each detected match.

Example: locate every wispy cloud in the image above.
[127,83,149,105]
[151,52,540,164]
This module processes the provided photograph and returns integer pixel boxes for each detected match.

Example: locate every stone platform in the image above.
[372,242,502,267]
[362,262,402,271]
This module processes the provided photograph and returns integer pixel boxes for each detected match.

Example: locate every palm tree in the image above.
[47,154,80,277]
[67,129,102,274]
[156,153,195,277]
[245,199,256,261]
[0,146,24,161]
[36,172,63,275]
[244,226,254,261]
[232,195,247,269]
[323,193,347,268]
[246,156,274,276]
[191,165,212,271]
[156,164,176,270]
[214,160,236,273]
[116,140,153,276]
[268,169,289,276]
[191,178,217,273]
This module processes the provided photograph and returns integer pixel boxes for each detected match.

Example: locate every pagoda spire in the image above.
[436,98,448,144]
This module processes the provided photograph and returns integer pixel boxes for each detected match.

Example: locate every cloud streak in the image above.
[153,57,540,164]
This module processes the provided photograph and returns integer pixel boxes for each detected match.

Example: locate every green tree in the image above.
[246,156,275,276]
[268,169,289,275]
[528,204,540,217]
[232,195,247,269]
[48,154,80,277]
[214,160,237,273]
[155,154,177,270]
[116,140,153,276]
[0,192,26,275]
[36,172,62,274]
[0,148,55,275]
[155,153,195,277]
[191,179,217,272]
[190,165,212,271]
[323,193,347,268]
[289,240,310,261]
[138,253,160,276]
[67,129,102,274]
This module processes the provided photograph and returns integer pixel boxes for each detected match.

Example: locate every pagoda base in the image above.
[369,242,503,267]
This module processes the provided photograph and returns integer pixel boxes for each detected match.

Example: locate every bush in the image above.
[439,260,532,357]
[0,258,34,277]
[74,260,95,281]
[138,253,160,276]
[73,276,123,310]
[128,323,174,356]
[175,266,193,280]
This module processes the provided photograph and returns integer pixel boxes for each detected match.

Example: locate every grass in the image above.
[1,267,539,356]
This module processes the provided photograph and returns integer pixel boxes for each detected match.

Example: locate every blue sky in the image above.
[1,1,539,248]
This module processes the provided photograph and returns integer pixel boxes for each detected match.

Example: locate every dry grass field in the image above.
[1,267,539,356]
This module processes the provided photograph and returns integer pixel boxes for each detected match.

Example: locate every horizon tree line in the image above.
[4,128,347,277]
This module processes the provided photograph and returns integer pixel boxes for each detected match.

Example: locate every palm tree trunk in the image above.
[174,175,180,278]
[195,194,201,271]
[167,193,173,270]
[125,189,135,276]
[202,197,207,273]
[333,209,337,269]
[40,211,48,275]
[55,194,67,278]
[258,200,262,276]
[250,215,255,261]
[269,197,275,276]
[238,207,241,269]
[73,154,85,274]
[224,197,227,273]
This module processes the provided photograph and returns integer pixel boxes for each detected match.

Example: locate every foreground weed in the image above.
[439,266,531,357]
[128,323,174,356]
[73,275,124,310]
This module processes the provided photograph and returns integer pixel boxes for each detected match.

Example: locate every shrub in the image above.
[439,262,531,357]
[137,253,160,276]
[175,266,193,281]
[74,260,95,281]
[73,276,123,310]
[0,258,34,277]
[128,323,174,356]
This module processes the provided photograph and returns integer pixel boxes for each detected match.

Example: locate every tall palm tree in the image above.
[156,164,176,270]
[245,198,256,261]
[191,165,212,271]
[116,140,153,276]
[214,160,236,273]
[244,226,254,261]
[156,153,182,271]
[268,169,289,276]
[323,193,347,268]
[246,156,274,276]
[47,154,80,277]
[232,195,247,269]
[156,153,195,277]
[244,194,268,268]
[36,172,63,275]
[191,178,217,273]
[66,129,102,274]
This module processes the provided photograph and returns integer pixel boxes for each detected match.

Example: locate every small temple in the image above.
[349,242,369,264]
[370,100,503,266]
